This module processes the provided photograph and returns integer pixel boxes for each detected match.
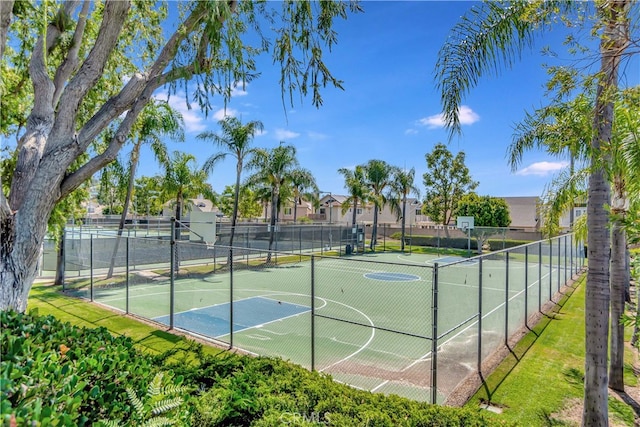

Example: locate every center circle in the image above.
[364,272,421,282]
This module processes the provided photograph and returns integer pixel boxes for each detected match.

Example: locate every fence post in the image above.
[557,237,561,292]
[504,252,509,347]
[169,217,175,330]
[570,234,574,277]
[126,237,129,314]
[477,258,483,374]
[230,247,234,349]
[311,255,315,371]
[90,234,94,302]
[564,235,568,285]
[538,241,542,313]
[549,240,553,303]
[431,262,439,404]
[524,246,529,329]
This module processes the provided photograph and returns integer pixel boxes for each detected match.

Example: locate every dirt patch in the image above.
[548,384,640,426]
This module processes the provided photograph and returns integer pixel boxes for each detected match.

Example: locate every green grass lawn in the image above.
[466,274,638,426]
[28,281,226,360]
[28,271,639,426]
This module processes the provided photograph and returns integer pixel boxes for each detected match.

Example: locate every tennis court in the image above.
[67,235,584,403]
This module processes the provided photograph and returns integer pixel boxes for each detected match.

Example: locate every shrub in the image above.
[2,310,503,426]
[0,310,179,426]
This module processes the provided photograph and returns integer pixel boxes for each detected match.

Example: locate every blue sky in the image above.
[139,1,638,199]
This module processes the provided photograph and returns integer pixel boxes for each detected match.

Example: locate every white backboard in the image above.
[456,216,475,230]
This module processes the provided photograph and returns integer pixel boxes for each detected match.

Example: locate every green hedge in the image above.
[2,310,506,426]
[391,233,532,252]
[0,310,188,426]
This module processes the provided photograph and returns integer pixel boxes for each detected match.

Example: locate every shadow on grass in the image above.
[478,282,579,403]
[611,390,640,418]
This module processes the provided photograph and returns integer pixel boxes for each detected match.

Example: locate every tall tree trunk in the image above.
[370,206,378,251]
[293,198,298,224]
[173,192,183,272]
[266,189,279,263]
[351,199,358,251]
[107,143,141,278]
[609,212,627,391]
[583,2,629,424]
[230,162,242,249]
[54,229,65,287]
[1,168,59,312]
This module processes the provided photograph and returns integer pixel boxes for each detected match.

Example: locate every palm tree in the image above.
[389,167,420,252]
[162,152,216,270]
[288,168,318,223]
[362,159,395,251]
[509,86,640,391]
[107,101,183,278]
[198,116,263,248]
[435,2,633,422]
[338,165,368,251]
[338,165,368,226]
[246,144,299,262]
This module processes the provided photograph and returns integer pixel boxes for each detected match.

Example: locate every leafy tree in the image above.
[237,187,263,221]
[133,175,165,217]
[455,193,510,254]
[97,160,127,216]
[246,144,300,261]
[389,168,420,252]
[288,168,318,223]
[198,116,263,248]
[0,0,359,312]
[106,100,183,278]
[217,184,261,221]
[422,143,478,236]
[435,1,636,421]
[362,159,396,250]
[162,152,216,264]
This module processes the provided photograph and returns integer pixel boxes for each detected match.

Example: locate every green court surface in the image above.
[67,248,577,403]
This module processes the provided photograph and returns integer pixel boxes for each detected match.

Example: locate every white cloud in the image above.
[307,131,328,140]
[274,128,300,140]
[154,92,208,133]
[404,128,418,135]
[418,105,480,129]
[516,161,569,176]
[231,82,249,97]
[213,108,238,121]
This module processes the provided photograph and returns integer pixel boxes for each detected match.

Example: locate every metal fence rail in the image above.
[63,231,584,404]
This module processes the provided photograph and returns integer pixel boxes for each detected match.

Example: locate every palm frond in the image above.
[436,0,576,137]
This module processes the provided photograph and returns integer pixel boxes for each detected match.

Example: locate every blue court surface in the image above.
[154,296,310,338]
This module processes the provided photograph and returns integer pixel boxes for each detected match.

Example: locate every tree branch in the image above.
[74,3,209,154]
[52,0,91,107]
[0,0,14,60]
[60,81,155,198]
[47,0,131,152]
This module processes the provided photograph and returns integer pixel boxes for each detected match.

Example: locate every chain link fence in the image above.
[62,227,584,404]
